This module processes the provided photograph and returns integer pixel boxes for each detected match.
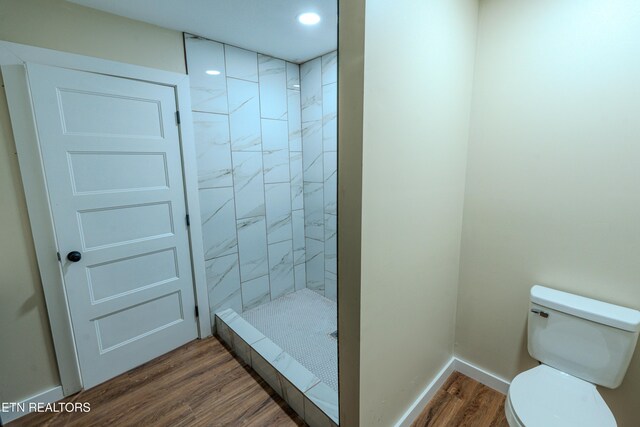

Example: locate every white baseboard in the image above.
[453,357,510,394]
[394,356,511,427]
[0,386,64,424]
[2,359,511,426]
[394,357,457,427]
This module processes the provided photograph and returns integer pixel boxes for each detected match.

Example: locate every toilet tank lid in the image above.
[531,285,640,332]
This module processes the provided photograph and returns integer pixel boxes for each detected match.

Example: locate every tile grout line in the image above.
[323,53,338,299]
[294,63,307,290]
[185,35,244,317]
[285,61,297,296]
[257,53,274,306]
[319,54,327,297]
[301,59,321,292]
[222,42,246,314]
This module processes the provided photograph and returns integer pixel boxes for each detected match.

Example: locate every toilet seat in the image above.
[506,364,616,427]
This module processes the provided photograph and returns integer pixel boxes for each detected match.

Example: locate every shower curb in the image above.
[215,308,339,426]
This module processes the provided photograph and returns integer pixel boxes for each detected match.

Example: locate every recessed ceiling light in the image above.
[205,70,221,76]
[293,84,300,88]
[298,12,321,26]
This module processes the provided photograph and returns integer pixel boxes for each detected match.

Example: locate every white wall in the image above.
[358,0,479,425]
[0,0,185,405]
[456,1,640,425]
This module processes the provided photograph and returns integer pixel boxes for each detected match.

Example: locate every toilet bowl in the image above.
[504,285,640,427]
[505,365,615,427]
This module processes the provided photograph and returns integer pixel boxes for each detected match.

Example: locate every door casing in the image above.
[1,40,211,396]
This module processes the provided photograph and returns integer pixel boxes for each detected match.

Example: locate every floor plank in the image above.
[412,372,508,427]
[9,337,304,427]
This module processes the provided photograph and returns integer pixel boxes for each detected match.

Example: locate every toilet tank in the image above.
[528,285,640,389]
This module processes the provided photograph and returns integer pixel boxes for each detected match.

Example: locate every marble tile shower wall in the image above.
[300,52,337,301]
[184,34,307,321]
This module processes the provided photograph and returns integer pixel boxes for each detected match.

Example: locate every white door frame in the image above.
[0,40,211,396]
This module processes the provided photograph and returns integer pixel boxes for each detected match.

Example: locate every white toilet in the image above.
[505,285,640,427]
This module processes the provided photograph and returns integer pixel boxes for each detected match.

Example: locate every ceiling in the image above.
[67,0,337,63]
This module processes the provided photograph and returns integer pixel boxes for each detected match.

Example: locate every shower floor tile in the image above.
[241,288,338,391]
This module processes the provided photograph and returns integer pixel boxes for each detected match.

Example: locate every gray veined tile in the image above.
[225,45,258,82]
[322,83,337,152]
[306,238,325,294]
[261,119,289,150]
[232,151,265,219]
[281,376,305,419]
[215,307,237,324]
[215,315,232,345]
[292,209,306,265]
[286,62,300,90]
[324,214,337,275]
[304,397,334,427]
[263,149,290,184]
[206,253,242,316]
[265,213,292,246]
[323,152,337,216]
[232,333,252,365]
[265,183,292,244]
[294,263,306,291]
[185,35,228,114]
[268,240,295,299]
[321,51,337,86]
[272,347,320,392]
[262,120,291,184]
[291,181,304,212]
[199,188,237,259]
[305,381,339,424]
[240,274,270,311]
[193,112,233,189]
[304,182,324,241]
[226,312,265,345]
[325,271,337,302]
[290,152,304,210]
[323,151,337,181]
[302,121,323,183]
[217,310,265,364]
[300,57,322,122]
[258,55,288,120]
[322,115,337,154]
[252,336,284,362]
[227,78,262,151]
[251,349,282,394]
[236,216,269,282]
[287,89,302,151]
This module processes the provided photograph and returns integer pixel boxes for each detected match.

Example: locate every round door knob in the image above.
[67,251,82,262]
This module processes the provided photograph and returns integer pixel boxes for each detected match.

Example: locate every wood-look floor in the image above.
[9,337,304,427]
[10,337,506,427]
[412,372,508,427]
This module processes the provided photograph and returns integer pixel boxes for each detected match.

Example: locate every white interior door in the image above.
[26,63,198,389]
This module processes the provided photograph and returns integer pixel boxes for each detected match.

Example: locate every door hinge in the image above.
[186,214,190,227]
[195,305,199,318]
[56,252,61,262]
[175,110,181,125]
